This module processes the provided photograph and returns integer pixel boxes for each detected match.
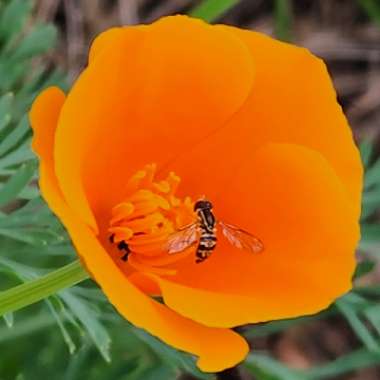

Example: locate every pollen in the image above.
[108,164,195,275]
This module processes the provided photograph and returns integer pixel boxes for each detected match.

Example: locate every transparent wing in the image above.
[165,223,199,254]
[219,221,264,253]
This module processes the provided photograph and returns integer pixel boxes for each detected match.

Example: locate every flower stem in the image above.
[0,259,89,316]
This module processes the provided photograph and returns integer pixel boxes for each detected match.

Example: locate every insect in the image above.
[165,199,264,263]
[109,234,131,261]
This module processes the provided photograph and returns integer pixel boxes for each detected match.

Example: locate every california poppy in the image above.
[29,15,362,372]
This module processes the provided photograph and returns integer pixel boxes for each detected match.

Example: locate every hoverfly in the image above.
[166,199,264,263]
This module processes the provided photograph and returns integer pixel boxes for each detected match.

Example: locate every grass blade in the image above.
[0,160,36,207]
[274,0,293,41]
[306,348,380,379]
[189,0,239,22]
[358,0,380,27]
[244,353,305,380]
[60,291,112,363]
[336,299,380,352]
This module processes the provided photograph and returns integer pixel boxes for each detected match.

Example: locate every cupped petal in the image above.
[151,144,360,327]
[214,25,362,215]
[30,87,65,170]
[29,88,249,372]
[54,15,254,224]
[30,87,67,217]
[167,27,362,217]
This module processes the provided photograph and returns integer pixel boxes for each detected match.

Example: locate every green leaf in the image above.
[131,328,212,379]
[63,343,92,380]
[359,140,373,168]
[0,92,13,131]
[360,223,380,247]
[0,311,55,343]
[306,348,380,379]
[0,256,41,279]
[0,140,34,172]
[274,0,293,41]
[356,285,380,297]
[45,297,77,355]
[363,304,380,336]
[19,185,39,200]
[244,353,305,380]
[354,260,376,279]
[341,292,372,308]
[364,157,380,190]
[0,197,57,227]
[0,256,81,355]
[60,290,112,363]
[0,0,32,40]
[0,160,36,207]
[0,226,62,246]
[358,0,380,28]
[11,24,57,60]
[0,60,27,93]
[189,0,239,22]
[0,260,89,317]
[336,298,380,352]
[133,366,178,380]
[0,115,29,157]
[3,311,14,327]
[361,189,380,219]
[0,112,11,131]
[244,311,330,339]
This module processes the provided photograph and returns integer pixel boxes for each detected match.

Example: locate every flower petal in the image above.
[54,15,254,223]
[29,87,249,372]
[216,25,362,215]
[151,144,360,327]
[30,87,67,217]
[30,87,65,170]
[167,27,362,217]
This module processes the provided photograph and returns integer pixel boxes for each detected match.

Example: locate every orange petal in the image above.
[128,271,161,296]
[217,25,362,215]
[53,15,254,223]
[30,87,65,166]
[29,85,249,372]
[88,27,129,63]
[167,27,362,222]
[30,87,69,219]
[149,144,360,327]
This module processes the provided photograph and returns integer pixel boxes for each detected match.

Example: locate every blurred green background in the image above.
[0,0,380,379]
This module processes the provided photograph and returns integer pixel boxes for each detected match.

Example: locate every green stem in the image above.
[0,260,89,316]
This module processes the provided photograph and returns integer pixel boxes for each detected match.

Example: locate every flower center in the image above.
[108,164,195,275]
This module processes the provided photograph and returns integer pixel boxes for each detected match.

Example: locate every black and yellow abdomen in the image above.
[195,205,217,263]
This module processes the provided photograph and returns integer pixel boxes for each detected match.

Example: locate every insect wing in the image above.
[165,223,199,254]
[220,221,264,253]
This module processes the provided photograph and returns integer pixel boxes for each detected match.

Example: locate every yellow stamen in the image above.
[108,164,195,275]
[108,226,133,242]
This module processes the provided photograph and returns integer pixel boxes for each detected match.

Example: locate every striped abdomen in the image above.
[196,209,217,263]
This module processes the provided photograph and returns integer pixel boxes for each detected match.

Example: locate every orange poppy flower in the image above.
[29,15,362,372]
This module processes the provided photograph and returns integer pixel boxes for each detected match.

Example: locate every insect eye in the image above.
[194,200,212,211]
